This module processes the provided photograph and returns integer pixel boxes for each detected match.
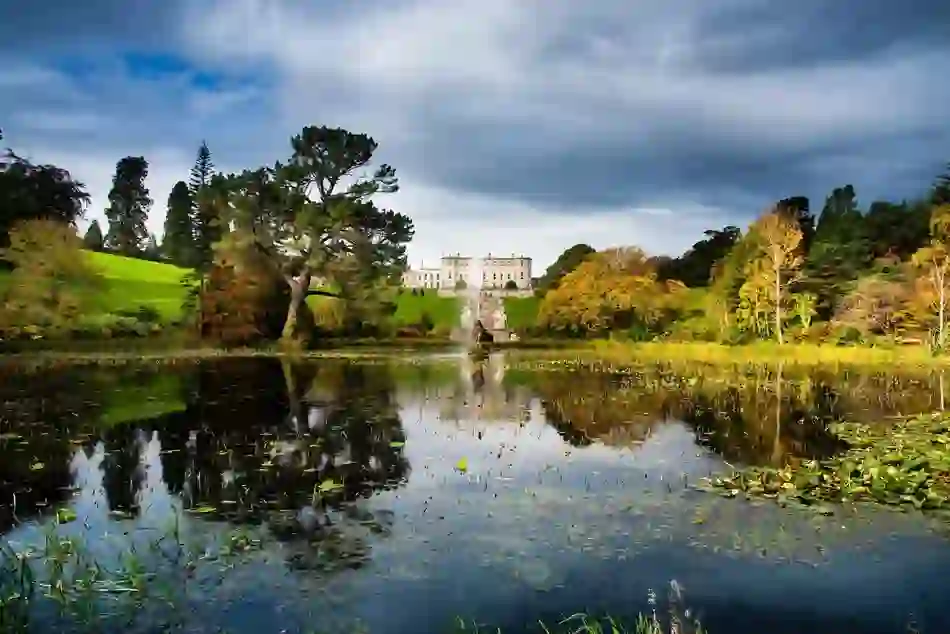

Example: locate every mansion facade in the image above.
[402,253,533,291]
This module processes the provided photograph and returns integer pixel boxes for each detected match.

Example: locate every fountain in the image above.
[454,256,513,351]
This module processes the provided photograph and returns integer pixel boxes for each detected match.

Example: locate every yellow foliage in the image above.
[538,247,678,332]
[0,219,101,335]
[911,204,950,346]
[737,209,804,343]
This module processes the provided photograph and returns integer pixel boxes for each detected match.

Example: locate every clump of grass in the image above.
[455,581,704,634]
[0,516,268,632]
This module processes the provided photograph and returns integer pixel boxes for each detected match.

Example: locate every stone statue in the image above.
[471,319,494,345]
[491,307,506,330]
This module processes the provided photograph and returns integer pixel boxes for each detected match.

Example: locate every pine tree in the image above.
[188,141,214,197]
[82,220,104,251]
[189,141,218,269]
[162,180,195,266]
[104,156,151,255]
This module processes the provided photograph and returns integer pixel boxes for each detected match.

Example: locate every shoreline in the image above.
[2,338,949,369]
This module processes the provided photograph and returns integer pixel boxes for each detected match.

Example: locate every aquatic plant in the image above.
[703,412,950,516]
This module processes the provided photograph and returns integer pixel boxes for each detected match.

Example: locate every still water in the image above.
[2,353,950,633]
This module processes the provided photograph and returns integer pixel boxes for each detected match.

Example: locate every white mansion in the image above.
[402,253,533,291]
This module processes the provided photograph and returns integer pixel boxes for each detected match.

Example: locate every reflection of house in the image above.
[401,253,533,291]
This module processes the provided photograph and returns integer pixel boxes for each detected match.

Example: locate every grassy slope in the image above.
[85,252,193,321]
[392,293,459,328]
[503,296,540,329]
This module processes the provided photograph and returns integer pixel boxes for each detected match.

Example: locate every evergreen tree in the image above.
[104,156,151,255]
[189,141,218,269]
[934,162,950,206]
[144,233,161,260]
[162,180,195,266]
[193,173,227,271]
[188,140,214,197]
[82,220,104,251]
[804,185,870,319]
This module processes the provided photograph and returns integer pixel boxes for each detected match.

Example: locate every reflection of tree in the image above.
[529,365,850,465]
[534,372,668,448]
[100,426,144,516]
[0,367,105,531]
[137,360,411,533]
[679,367,846,466]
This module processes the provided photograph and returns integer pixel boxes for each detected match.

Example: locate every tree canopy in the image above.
[0,129,90,253]
[215,125,414,342]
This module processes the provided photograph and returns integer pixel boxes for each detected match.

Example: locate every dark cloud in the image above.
[695,0,950,73]
[391,98,948,219]
[0,0,182,55]
[2,0,949,261]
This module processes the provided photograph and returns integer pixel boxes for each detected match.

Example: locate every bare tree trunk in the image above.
[282,269,312,343]
[774,259,783,345]
[939,270,946,349]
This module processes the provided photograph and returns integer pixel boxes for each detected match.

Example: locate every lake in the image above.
[2,352,950,633]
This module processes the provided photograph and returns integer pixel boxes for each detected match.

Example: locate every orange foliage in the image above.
[538,247,681,332]
[199,232,285,346]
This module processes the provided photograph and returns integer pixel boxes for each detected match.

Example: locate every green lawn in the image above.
[392,292,459,328]
[1,252,192,325]
[307,289,460,330]
[6,251,470,332]
[85,252,193,321]
[503,296,540,329]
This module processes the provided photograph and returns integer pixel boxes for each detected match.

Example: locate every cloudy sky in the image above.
[2,0,949,271]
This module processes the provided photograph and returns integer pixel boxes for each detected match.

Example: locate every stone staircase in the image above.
[476,292,509,340]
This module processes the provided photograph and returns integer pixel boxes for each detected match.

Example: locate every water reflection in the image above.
[4,358,950,531]
[2,356,950,633]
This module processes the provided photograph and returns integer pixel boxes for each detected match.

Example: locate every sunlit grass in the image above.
[392,292,459,328]
[502,296,540,329]
[84,251,191,284]
[584,340,950,367]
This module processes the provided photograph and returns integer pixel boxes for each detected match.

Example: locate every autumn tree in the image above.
[220,126,413,344]
[0,129,90,255]
[708,232,762,340]
[104,156,152,255]
[163,180,195,266]
[911,204,950,348]
[82,220,104,251]
[776,196,814,252]
[538,247,682,334]
[0,219,101,336]
[537,243,595,294]
[198,228,304,344]
[835,274,911,337]
[738,209,804,344]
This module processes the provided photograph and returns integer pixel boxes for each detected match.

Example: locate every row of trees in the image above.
[79,142,220,267]
[535,165,950,346]
[1,125,414,345]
